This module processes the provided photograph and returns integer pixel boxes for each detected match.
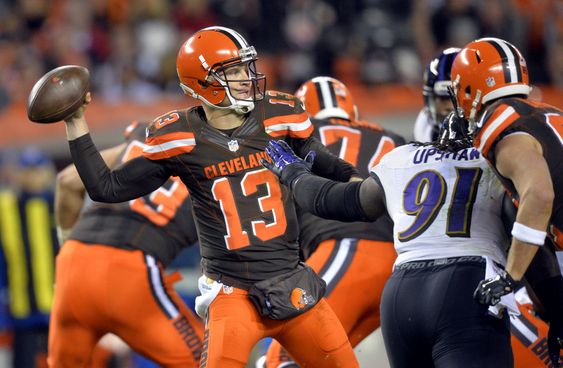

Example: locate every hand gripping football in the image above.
[27,65,90,124]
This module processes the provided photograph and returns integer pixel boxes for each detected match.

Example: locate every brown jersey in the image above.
[142,91,358,284]
[473,97,563,243]
[298,117,406,259]
[70,122,198,265]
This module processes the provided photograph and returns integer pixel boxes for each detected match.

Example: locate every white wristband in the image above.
[511,222,547,246]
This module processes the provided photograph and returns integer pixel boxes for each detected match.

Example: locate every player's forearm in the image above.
[506,189,552,280]
[516,183,554,231]
[505,239,539,281]
[495,135,553,279]
[65,116,90,140]
[292,174,371,222]
[54,175,85,229]
[54,186,82,245]
[68,134,166,203]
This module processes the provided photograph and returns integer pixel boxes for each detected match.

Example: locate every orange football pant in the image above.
[200,284,359,367]
[48,240,204,368]
[265,238,396,367]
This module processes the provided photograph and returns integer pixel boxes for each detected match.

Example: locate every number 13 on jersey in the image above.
[212,168,287,250]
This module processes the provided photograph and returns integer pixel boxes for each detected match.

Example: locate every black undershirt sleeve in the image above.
[288,136,360,182]
[292,173,376,222]
[69,134,170,202]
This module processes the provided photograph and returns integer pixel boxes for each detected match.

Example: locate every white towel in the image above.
[194,275,222,318]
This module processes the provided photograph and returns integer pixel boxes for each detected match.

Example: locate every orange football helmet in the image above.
[295,76,358,121]
[176,26,266,114]
[451,37,530,127]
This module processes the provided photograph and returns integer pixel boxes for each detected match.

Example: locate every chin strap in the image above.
[469,89,482,125]
[180,82,255,114]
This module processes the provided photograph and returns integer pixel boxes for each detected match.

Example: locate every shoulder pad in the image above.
[474,102,521,157]
[262,91,312,139]
[143,110,196,160]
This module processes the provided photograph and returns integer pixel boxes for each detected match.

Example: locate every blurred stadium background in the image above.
[1,0,561,161]
[0,0,561,367]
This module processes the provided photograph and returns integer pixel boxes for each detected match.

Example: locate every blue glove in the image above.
[473,270,517,306]
[261,140,315,187]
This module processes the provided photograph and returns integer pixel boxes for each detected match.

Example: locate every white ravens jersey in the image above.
[371,144,508,267]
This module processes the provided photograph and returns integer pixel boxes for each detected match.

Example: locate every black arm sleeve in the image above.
[292,174,384,222]
[289,136,360,182]
[69,134,170,202]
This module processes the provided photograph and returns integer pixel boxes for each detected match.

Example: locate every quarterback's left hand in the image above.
[262,140,315,188]
[473,270,517,306]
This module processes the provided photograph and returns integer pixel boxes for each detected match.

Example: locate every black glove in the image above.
[473,270,518,306]
[438,110,471,144]
[261,140,315,188]
[548,320,562,368]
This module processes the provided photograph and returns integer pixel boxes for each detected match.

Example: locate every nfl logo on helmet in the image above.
[228,139,239,152]
[486,77,496,87]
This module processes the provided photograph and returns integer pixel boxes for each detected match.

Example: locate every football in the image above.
[27,65,90,124]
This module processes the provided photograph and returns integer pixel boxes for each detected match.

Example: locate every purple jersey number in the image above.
[398,167,482,242]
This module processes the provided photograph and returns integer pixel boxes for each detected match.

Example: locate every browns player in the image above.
[60,27,360,368]
[48,121,204,367]
[450,37,562,366]
[261,76,404,368]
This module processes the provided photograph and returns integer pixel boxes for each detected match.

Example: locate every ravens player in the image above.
[263,111,517,367]
[413,47,460,142]
[450,37,562,367]
[262,76,404,368]
[48,121,204,367]
[59,26,360,368]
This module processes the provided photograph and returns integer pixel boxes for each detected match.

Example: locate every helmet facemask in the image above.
[215,59,266,114]
[439,86,474,145]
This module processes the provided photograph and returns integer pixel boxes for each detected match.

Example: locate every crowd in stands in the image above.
[0,0,561,111]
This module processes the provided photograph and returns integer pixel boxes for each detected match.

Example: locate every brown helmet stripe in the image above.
[313,78,337,110]
[207,26,247,49]
[485,38,521,83]
[314,81,325,110]
[505,42,523,82]
[328,80,338,108]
